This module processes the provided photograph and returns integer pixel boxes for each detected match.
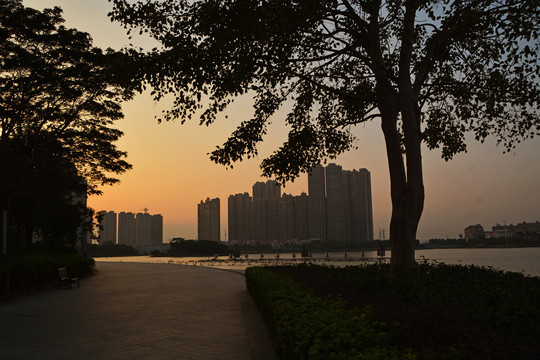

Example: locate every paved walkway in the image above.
[0,262,276,360]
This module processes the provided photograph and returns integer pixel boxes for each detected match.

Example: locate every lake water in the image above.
[94,247,540,277]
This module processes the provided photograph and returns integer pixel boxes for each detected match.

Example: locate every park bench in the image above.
[57,267,80,290]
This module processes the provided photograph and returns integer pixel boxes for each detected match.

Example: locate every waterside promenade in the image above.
[0,262,276,360]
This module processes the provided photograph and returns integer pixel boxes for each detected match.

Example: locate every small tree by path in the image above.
[0,0,135,251]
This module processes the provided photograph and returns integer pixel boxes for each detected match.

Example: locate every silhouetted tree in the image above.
[0,0,134,251]
[86,242,139,257]
[110,0,540,269]
[168,238,228,256]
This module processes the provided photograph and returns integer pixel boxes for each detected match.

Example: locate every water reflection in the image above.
[94,247,540,277]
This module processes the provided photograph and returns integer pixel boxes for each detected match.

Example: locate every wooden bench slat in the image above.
[57,267,80,290]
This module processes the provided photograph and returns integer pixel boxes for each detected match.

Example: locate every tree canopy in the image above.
[110,0,540,267]
[0,0,135,250]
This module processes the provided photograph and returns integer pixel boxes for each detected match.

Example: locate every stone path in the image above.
[0,262,276,360]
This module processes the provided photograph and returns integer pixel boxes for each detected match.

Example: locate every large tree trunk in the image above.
[371,2,425,270]
[379,93,425,270]
[388,169,424,268]
[382,117,425,269]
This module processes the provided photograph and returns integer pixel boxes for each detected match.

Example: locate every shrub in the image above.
[266,263,540,360]
[1,253,95,293]
[245,266,416,360]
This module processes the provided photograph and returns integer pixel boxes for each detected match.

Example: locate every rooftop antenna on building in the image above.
[138,208,149,214]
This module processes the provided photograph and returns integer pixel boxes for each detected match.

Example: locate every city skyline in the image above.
[203,164,374,244]
[97,210,164,248]
[23,0,540,243]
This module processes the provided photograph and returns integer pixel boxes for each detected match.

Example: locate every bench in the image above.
[57,267,80,290]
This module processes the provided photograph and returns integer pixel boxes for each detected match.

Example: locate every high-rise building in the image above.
[197,198,220,241]
[99,210,162,248]
[308,165,326,241]
[209,201,220,241]
[341,171,352,242]
[228,193,252,242]
[279,194,296,241]
[227,195,236,241]
[357,168,374,242]
[253,180,281,200]
[136,212,153,247]
[98,211,117,244]
[326,163,346,242]
[198,201,206,240]
[251,194,266,242]
[343,168,374,242]
[307,164,373,243]
[118,212,136,247]
[225,165,372,244]
[294,192,310,240]
[253,180,281,242]
[151,214,164,245]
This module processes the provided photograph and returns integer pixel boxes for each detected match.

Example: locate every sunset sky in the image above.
[24,0,540,242]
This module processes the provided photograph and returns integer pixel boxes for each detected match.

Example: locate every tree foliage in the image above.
[110,0,540,267]
[0,0,135,250]
[167,238,229,256]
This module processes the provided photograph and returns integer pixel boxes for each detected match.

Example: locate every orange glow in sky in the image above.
[24,0,540,242]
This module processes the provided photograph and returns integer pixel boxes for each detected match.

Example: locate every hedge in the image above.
[256,263,540,360]
[1,253,95,293]
[245,266,416,360]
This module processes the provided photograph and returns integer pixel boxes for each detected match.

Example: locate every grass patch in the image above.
[247,263,540,360]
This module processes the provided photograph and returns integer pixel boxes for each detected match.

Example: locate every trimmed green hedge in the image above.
[1,253,95,292]
[252,263,540,360]
[283,262,540,346]
[246,267,416,360]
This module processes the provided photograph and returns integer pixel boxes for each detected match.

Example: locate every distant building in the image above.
[464,224,485,240]
[308,164,326,241]
[466,222,540,240]
[136,212,153,247]
[197,198,220,241]
[226,164,373,244]
[487,221,540,239]
[151,214,164,245]
[279,194,296,241]
[493,221,540,235]
[294,192,309,241]
[307,164,374,242]
[253,180,281,242]
[99,210,162,248]
[98,211,117,244]
[326,163,346,241]
[228,193,252,242]
[253,180,281,200]
[343,168,374,243]
[118,212,136,247]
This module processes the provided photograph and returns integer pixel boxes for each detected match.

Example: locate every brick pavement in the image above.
[0,262,275,360]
